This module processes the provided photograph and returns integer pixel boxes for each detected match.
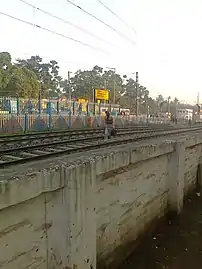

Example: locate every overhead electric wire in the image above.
[96,0,137,35]
[65,0,136,45]
[0,11,109,54]
[19,0,115,47]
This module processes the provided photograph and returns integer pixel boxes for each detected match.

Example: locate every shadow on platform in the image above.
[119,192,202,269]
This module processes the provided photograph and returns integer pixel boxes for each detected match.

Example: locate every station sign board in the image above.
[78,98,88,103]
[95,89,109,101]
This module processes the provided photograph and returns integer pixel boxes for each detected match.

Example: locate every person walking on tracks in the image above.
[104,111,114,139]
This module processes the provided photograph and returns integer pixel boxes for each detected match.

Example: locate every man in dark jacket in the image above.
[104,111,114,139]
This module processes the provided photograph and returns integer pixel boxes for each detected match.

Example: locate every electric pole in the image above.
[113,70,116,104]
[145,89,149,123]
[105,67,116,104]
[104,79,107,89]
[197,92,200,106]
[197,92,200,122]
[136,72,139,117]
[68,71,72,102]
[168,96,171,114]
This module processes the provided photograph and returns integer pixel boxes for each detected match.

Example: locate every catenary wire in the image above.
[65,0,136,45]
[19,0,115,47]
[96,0,137,35]
[0,11,109,55]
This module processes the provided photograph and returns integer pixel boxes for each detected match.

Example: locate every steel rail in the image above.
[0,127,201,168]
[0,126,152,144]
[0,128,168,154]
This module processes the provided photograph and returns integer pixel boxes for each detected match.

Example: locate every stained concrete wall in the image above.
[184,143,202,194]
[96,154,169,268]
[1,133,202,269]
[0,163,96,269]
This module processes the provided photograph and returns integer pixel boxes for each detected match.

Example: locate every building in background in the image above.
[176,108,193,120]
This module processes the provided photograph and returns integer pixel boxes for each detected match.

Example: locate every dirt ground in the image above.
[119,193,202,269]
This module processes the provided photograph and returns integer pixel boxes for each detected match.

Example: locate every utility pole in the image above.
[197,92,200,106]
[145,90,149,123]
[104,79,107,89]
[105,67,116,104]
[68,71,72,102]
[167,96,171,114]
[197,92,200,122]
[136,72,139,117]
[113,69,116,104]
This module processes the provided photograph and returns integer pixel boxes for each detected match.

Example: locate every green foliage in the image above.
[0,52,39,97]
[0,52,12,91]
[70,65,104,99]
[0,51,185,115]
[5,67,39,98]
[16,56,61,97]
[71,65,124,102]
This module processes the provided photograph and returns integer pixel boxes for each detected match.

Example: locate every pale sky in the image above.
[0,0,202,104]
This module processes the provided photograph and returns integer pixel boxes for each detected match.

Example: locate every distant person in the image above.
[27,100,34,114]
[175,117,177,124]
[104,111,114,139]
[78,103,82,115]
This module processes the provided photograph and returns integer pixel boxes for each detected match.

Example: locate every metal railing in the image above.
[0,96,121,116]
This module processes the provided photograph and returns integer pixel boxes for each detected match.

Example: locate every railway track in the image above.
[0,126,201,168]
[0,123,176,143]
[0,126,157,149]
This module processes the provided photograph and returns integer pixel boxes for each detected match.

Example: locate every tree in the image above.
[16,56,62,97]
[173,97,179,106]
[121,75,151,113]
[70,65,104,99]
[70,66,125,102]
[122,78,136,111]
[2,51,194,115]
[0,52,39,97]
[0,52,12,70]
[5,67,39,98]
[155,94,166,112]
[169,97,179,115]
[102,70,124,102]
[0,52,12,93]
[147,97,157,114]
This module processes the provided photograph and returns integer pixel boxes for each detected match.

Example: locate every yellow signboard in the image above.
[95,89,109,101]
[78,98,88,103]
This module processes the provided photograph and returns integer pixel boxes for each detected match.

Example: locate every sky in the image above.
[0,0,202,104]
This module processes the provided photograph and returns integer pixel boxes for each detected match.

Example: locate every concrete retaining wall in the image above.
[184,144,201,195]
[96,154,169,268]
[1,133,202,268]
[0,163,96,269]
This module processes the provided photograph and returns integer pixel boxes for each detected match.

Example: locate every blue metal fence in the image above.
[0,96,121,116]
[0,96,123,134]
